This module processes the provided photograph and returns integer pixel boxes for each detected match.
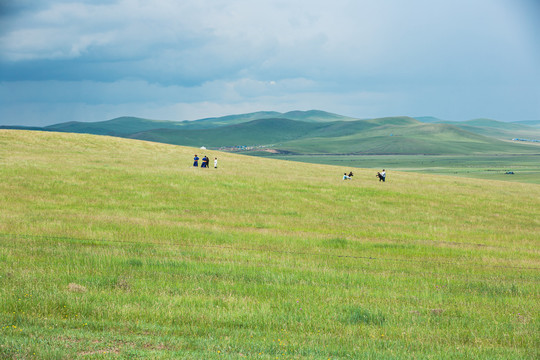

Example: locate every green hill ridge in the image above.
[130,116,540,155]
[2,110,539,157]
[44,116,186,136]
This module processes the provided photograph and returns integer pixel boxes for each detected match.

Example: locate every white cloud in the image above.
[0,0,539,124]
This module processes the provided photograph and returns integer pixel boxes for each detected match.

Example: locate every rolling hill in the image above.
[1,130,538,358]
[512,120,540,128]
[414,117,540,141]
[280,121,539,155]
[180,111,284,128]
[130,116,539,155]
[2,110,539,156]
[129,118,330,147]
[38,110,357,135]
[44,116,187,136]
[189,110,358,128]
[412,116,445,123]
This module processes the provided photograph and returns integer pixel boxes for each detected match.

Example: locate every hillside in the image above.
[5,111,539,156]
[3,112,539,159]
[278,109,358,122]
[279,121,539,155]
[190,110,357,127]
[452,124,540,141]
[513,120,540,128]
[414,116,445,123]
[461,118,530,129]
[129,118,330,147]
[44,116,186,136]
[183,111,284,128]
[131,116,540,155]
[414,117,540,141]
[35,110,355,134]
[0,130,538,359]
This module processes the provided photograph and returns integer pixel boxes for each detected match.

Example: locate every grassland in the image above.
[258,154,540,184]
[0,130,539,359]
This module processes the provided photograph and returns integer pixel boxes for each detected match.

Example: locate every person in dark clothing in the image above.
[193,155,199,167]
[348,171,354,178]
[376,169,386,182]
[202,155,209,168]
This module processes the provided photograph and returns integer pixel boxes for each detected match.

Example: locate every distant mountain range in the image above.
[2,110,539,155]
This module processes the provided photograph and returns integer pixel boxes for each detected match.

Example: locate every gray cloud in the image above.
[1,0,539,125]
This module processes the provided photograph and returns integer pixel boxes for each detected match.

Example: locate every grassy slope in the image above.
[512,120,540,128]
[0,130,539,359]
[414,118,540,140]
[130,116,539,155]
[129,118,330,147]
[452,125,540,141]
[27,113,540,157]
[461,119,531,130]
[277,121,538,155]
[447,120,540,141]
[127,117,381,148]
[264,154,540,184]
[182,111,283,128]
[194,110,357,127]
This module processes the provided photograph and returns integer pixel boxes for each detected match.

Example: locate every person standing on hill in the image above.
[193,155,199,167]
[377,169,386,182]
[214,157,218,169]
[202,155,209,168]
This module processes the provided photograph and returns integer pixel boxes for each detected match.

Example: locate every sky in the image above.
[1,0,539,126]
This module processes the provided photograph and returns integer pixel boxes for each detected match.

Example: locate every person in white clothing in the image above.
[214,157,218,168]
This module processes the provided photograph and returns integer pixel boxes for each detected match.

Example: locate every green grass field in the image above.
[1,130,539,359]
[256,154,540,184]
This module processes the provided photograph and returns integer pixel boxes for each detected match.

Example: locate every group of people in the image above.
[193,154,385,180]
[343,169,386,182]
[193,155,217,168]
